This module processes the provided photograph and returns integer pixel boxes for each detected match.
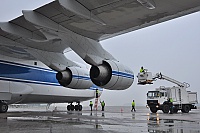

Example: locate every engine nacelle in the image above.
[56,67,92,89]
[90,60,134,90]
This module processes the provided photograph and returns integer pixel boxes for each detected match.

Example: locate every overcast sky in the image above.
[0,0,200,107]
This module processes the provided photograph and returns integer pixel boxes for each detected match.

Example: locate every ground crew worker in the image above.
[140,66,144,73]
[131,100,136,112]
[89,101,93,111]
[100,100,105,111]
[96,89,99,98]
[168,98,173,114]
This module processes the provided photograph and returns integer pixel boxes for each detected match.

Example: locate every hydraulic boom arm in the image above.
[137,71,189,88]
[153,73,187,88]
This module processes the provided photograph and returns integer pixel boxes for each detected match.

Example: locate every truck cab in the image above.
[147,87,168,113]
[147,89,168,105]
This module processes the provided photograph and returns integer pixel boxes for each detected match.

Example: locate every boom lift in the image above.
[137,70,198,113]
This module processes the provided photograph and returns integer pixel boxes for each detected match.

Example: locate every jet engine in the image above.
[90,60,134,90]
[56,67,92,89]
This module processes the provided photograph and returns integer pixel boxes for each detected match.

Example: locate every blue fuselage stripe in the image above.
[72,75,90,80]
[112,71,134,79]
[0,60,90,86]
[0,62,58,84]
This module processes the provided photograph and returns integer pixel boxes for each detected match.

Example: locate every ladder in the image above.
[178,89,182,109]
[94,98,99,110]
[94,89,100,110]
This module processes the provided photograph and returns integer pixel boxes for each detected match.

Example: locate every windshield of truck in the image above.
[147,91,160,98]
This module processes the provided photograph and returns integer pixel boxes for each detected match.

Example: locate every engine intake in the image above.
[90,62,112,86]
[56,69,72,86]
[56,67,92,89]
[90,60,134,90]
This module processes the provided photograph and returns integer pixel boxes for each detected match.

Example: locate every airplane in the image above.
[0,56,103,112]
[0,0,200,113]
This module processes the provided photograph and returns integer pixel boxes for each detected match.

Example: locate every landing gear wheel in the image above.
[0,103,8,113]
[67,103,82,111]
[67,104,75,111]
[75,104,82,111]
[162,105,169,113]
[150,107,157,113]
[75,105,79,111]
[78,105,82,111]
[70,105,75,111]
[67,105,71,111]
[181,105,190,113]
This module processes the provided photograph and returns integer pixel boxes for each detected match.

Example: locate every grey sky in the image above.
[0,1,200,106]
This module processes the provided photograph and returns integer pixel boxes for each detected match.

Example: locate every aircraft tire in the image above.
[67,105,71,111]
[78,105,82,111]
[0,103,8,113]
[71,105,75,111]
[75,105,79,111]
[67,104,75,111]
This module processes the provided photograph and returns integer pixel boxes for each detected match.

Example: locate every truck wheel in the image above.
[181,105,190,113]
[162,105,169,113]
[150,107,157,113]
[0,103,8,113]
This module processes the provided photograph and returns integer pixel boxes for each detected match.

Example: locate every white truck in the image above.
[137,70,198,113]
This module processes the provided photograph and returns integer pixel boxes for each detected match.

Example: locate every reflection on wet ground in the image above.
[0,106,200,133]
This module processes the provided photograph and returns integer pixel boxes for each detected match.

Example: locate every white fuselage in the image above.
[0,55,101,104]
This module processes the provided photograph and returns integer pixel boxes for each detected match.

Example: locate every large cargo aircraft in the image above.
[0,55,103,113]
[0,0,200,113]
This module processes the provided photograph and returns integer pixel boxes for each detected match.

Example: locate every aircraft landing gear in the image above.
[75,103,82,111]
[67,103,75,111]
[67,102,82,111]
[0,102,8,113]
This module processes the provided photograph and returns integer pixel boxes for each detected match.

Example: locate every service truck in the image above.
[137,70,198,113]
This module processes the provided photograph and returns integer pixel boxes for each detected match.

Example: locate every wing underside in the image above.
[32,0,200,41]
[0,0,199,67]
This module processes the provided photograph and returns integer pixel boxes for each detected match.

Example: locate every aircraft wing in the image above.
[29,0,200,41]
[1,0,200,61]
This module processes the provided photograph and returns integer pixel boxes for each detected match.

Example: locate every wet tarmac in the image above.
[0,106,200,133]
